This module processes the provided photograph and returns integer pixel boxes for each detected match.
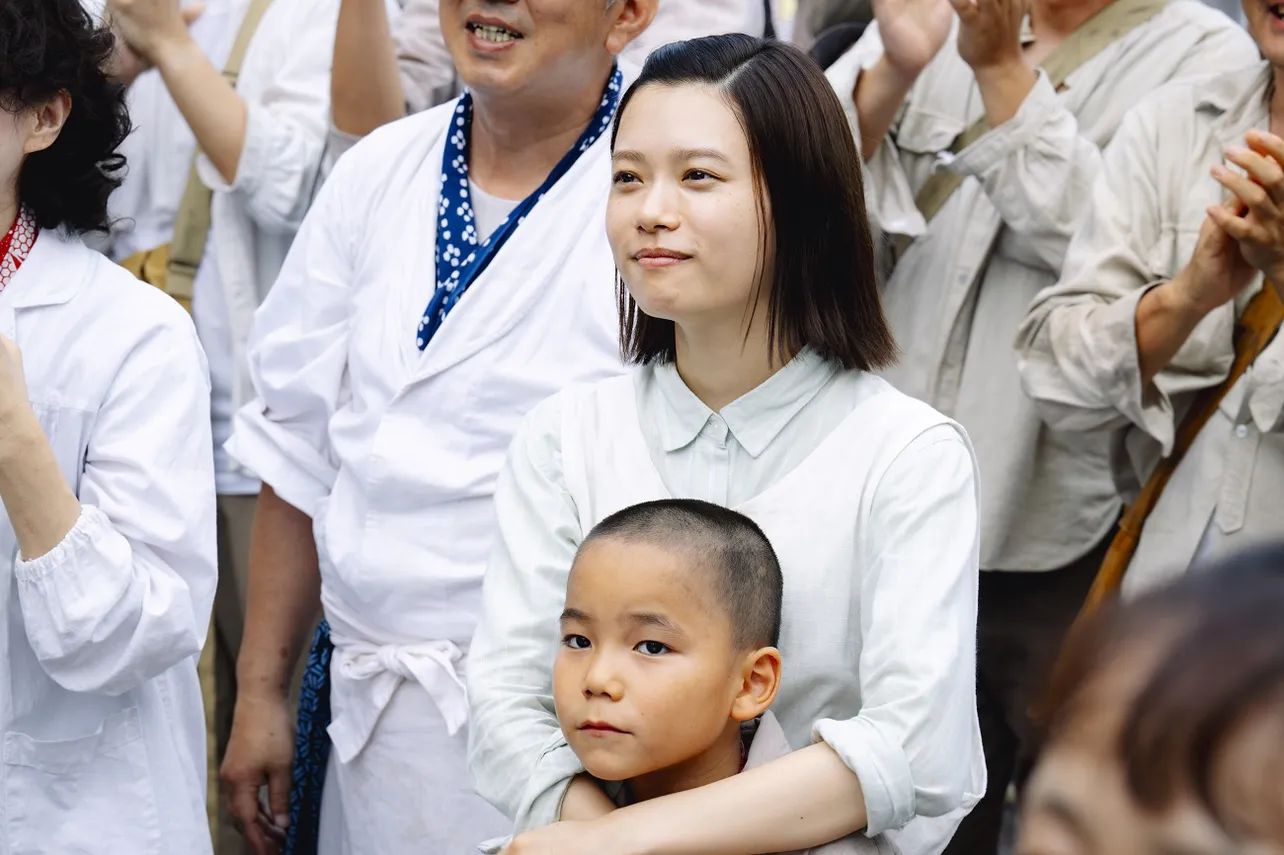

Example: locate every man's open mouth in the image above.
[467,21,523,43]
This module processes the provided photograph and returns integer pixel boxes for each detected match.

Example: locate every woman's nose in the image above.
[636,181,681,233]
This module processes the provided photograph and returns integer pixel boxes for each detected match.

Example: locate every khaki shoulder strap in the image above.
[1079,282,1284,617]
[163,0,275,310]
[911,0,1168,226]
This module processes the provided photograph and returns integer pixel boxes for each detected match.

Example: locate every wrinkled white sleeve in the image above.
[812,425,983,837]
[196,0,338,234]
[224,143,363,516]
[468,393,586,832]
[17,303,217,696]
[825,24,929,239]
[394,0,458,115]
[1014,101,1237,456]
[950,25,1253,275]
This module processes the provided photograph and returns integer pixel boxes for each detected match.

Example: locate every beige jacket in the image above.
[825,3,1254,571]
[1016,62,1284,596]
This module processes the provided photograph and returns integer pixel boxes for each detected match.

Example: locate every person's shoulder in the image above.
[1162,0,1253,37]
[327,100,459,185]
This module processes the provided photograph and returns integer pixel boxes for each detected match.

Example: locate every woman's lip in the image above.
[636,256,689,270]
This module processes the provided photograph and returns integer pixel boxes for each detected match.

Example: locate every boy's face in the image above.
[553,537,763,788]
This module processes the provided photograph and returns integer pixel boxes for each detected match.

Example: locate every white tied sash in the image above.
[327,621,470,764]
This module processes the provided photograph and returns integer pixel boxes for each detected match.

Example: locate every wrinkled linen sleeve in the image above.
[812,425,984,837]
[17,303,217,696]
[394,0,458,115]
[223,142,363,516]
[950,24,1253,275]
[1014,100,1237,457]
[468,394,587,832]
[196,0,338,234]
[824,24,927,239]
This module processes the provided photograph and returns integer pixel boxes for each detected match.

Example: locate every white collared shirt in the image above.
[469,351,986,853]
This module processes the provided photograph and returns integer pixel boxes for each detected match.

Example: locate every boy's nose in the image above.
[583,657,624,701]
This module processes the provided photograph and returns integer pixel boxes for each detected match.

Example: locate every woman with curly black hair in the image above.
[0,1,217,852]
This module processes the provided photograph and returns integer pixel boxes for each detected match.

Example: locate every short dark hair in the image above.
[1037,543,1284,840]
[0,0,130,234]
[580,499,784,650]
[610,34,896,372]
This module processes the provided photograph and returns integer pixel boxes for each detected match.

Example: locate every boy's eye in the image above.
[635,640,670,656]
[562,634,591,650]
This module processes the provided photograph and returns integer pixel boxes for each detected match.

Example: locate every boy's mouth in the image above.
[579,720,627,734]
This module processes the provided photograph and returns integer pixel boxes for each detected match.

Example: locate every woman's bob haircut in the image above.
[610,34,897,372]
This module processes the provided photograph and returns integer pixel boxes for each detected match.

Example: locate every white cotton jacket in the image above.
[0,230,218,854]
[196,0,338,422]
[225,96,626,765]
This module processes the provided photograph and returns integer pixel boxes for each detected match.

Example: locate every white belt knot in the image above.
[327,636,470,764]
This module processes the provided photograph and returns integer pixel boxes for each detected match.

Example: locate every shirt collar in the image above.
[1197,61,1272,121]
[648,347,837,459]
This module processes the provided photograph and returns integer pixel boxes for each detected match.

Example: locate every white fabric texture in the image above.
[0,230,217,854]
[468,353,985,852]
[1016,62,1284,595]
[823,3,1254,571]
[225,87,628,852]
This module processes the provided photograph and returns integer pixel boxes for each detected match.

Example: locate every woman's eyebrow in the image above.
[675,148,730,164]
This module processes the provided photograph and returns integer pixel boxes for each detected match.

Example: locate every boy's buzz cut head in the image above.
[579,499,783,650]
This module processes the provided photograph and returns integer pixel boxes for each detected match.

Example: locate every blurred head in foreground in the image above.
[1019,543,1284,855]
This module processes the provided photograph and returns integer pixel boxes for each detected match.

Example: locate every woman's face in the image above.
[1018,657,1284,855]
[1244,0,1284,67]
[607,82,773,333]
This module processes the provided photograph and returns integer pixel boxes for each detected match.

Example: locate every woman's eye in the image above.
[684,169,711,182]
[562,634,591,650]
[612,171,639,185]
[635,640,670,656]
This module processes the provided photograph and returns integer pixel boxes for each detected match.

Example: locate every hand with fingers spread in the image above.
[872,0,956,82]
[219,695,295,855]
[1209,129,1284,286]
[948,0,1028,73]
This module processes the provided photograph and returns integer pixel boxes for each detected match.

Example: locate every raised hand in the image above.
[948,0,1027,74]
[873,0,956,80]
[1208,130,1284,288]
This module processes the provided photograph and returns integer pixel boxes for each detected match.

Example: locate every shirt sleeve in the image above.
[16,302,218,696]
[223,143,363,517]
[196,0,337,235]
[950,24,1254,276]
[824,24,927,239]
[467,393,587,831]
[812,425,984,837]
[394,0,458,115]
[1013,98,1237,457]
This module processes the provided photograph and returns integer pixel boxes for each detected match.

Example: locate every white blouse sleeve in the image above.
[17,302,217,696]
[467,393,587,831]
[812,424,984,836]
[196,0,337,235]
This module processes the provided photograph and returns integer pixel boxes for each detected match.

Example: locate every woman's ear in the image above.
[730,646,782,723]
[605,0,658,57]
[23,91,72,157]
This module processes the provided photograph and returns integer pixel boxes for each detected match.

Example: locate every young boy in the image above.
[550,499,887,854]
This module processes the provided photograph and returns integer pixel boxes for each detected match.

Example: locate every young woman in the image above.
[1020,543,1284,854]
[469,35,985,855]
[0,1,217,851]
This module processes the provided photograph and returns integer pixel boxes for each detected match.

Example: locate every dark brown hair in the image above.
[1037,543,1284,841]
[610,34,897,371]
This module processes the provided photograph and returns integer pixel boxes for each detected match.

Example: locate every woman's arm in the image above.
[6,306,218,696]
[467,394,597,830]
[507,427,984,855]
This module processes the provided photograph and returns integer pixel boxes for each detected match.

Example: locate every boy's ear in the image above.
[730,647,781,723]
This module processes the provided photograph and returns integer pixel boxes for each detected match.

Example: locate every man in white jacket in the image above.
[101,0,337,851]
[219,2,657,854]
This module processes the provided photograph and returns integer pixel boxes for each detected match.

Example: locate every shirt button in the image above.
[1235,424,1250,439]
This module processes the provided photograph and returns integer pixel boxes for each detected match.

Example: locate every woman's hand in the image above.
[872,0,955,82]
[1210,130,1284,287]
[105,0,201,66]
[0,334,35,438]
